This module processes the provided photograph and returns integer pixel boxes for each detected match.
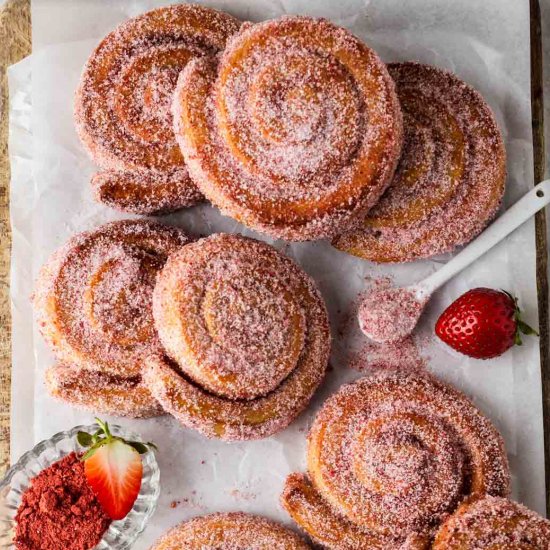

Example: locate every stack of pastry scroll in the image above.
[32,4,549,548]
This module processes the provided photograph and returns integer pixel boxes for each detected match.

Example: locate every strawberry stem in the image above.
[517,319,539,336]
[78,418,158,461]
[503,290,539,346]
[96,418,113,439]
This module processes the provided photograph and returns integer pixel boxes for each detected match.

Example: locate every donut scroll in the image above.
[333,62,506,262]
[144,233,331,440]
[150,512,311,549]
[433,496,550,549]
[172,16,403,240]
[281,373,510,548]
[34,219,190,417]
[75,4,241,214]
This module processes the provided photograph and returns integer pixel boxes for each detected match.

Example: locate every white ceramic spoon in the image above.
[359,179,550,343]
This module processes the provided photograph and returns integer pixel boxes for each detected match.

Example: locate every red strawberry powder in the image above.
[14,452,111,550]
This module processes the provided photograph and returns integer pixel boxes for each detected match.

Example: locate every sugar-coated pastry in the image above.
[333,62,506,262]
[144,233,331,439]
[282,473,430,549]
[45,364,162,418]
[281,373,510,548]
[75,4,241,214]
[34,220,190,417]
[172,16,403,240]
[150,513,311,549]
[433,495,550,549]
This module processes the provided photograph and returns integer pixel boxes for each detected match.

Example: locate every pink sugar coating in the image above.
[173,15,403,240]
[75,4,240,170]
[74,4,241,213]
[358,285,426,343]
[145,233,331,440]
[91,168,204,215]
[435,495,550,547]
[152,233,329,400]
[306,373,510,541]
[150,512,309,549]
[349,336,426,373]
[333,61,506,262]
[33,220,190,377]
[281,472,431,549]
[339,278,427,374]
[45,364,162,419]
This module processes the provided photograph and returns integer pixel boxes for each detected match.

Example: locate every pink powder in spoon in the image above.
[358,285,427,343]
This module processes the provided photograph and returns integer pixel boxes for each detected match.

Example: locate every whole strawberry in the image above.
[435,288,537,359]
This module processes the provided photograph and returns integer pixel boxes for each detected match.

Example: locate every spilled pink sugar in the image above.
[349,337,426,373]
[358,285,427,343]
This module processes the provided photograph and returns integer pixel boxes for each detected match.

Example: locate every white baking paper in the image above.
[8,0,546,546]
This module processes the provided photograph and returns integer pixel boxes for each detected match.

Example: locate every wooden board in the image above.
[530,0,550,516]
[0,0,31,475]
[0,0,548,514]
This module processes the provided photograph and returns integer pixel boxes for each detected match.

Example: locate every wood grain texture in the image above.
[530,0,550,515]
[0,0,31,475]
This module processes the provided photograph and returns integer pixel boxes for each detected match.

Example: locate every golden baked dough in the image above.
[333,62,506,262]
[281,373,510,548]
[75,4,240,214]
[172,16,403,240]
[150,512,310,549]
[34,220,190,417]
[144,233,330,439]
[45,364,162,418]
[282,473,430,549]
[433,496,550,549]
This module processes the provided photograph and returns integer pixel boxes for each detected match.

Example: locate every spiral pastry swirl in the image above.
[150,513,311,549]
[281,373,510,548]
[433,496,550,549]
[172,16,403,240]
[144,233,331,440]
[34,220,190,417]
[333,62,506,262]
[75,4,240,214]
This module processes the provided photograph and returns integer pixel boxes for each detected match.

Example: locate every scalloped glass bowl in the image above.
[0,424,160,549]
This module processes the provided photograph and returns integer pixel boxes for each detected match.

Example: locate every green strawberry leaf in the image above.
[127,442,150,454]
[517,319,539,336]
[78,418,158,461]
[94,418,112,439]
[127,440,158,454]
[508,291,539,347]
[92,429,103,445]
[77,431,93,447]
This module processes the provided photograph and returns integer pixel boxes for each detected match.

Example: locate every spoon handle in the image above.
[420,179,550,294]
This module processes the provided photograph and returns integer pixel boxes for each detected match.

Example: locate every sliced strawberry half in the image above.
[78,418,156,520]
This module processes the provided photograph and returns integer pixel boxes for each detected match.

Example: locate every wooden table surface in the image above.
[0,0,30,475]
[530,0,550,515]
[0,0,548,512]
